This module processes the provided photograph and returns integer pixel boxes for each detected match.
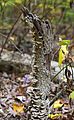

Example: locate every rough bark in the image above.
[21,7,54,119]
[22,7,54,98]
[32,25,50,99]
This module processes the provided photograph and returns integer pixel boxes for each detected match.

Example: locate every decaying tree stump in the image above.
[22,7,54,98]
[21,7,54,120]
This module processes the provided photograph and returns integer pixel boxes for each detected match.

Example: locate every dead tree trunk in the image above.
[22,7,54,119]
[32,21,53,99]
[22,7,54,98]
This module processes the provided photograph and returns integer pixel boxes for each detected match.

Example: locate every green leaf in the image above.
[5,1,15,6]
[59,40,70,46]
[15,0,23,4]
[69,91,74,100]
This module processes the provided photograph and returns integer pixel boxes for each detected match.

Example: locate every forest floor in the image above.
[0,52,74,120]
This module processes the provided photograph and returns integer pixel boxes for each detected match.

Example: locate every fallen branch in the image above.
[49,89,63,106]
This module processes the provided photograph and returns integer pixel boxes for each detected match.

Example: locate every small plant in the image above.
[58,39,70,66]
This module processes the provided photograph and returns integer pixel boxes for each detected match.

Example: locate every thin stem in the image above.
[51,63,70,81]
[0,13,22,56]
[0,32,23,54]
[49,89,63,106]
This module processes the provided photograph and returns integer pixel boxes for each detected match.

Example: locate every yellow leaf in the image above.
[10,36,15,41]
[53,99,63,109]
[58,45,68,65]
[15,0,22,4]
[38,3,43,8]
[69,91,74,100]
[48,113,62,119]
[58,48,63,65]
[61,45,68,55]
[12,102,24,113]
